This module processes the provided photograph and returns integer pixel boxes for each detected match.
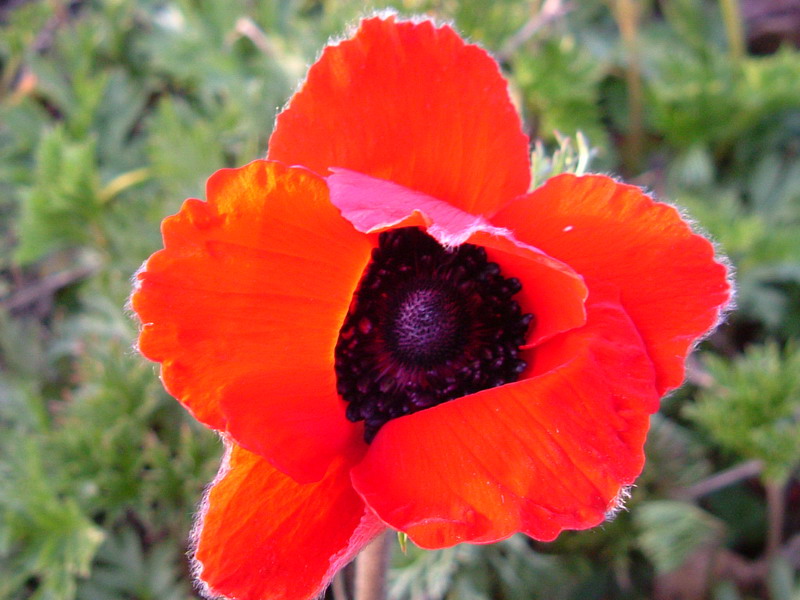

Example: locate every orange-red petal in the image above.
[194,441,385,600]
[350,283,658,548]
[328,169,588,345]
[268,16,530,217]
[131,160,372,480]
[492,174,731,394]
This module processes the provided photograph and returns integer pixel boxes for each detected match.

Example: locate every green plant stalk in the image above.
[765,480,786,559]
[612,0,644,173]
[719,0,745,65]
[354,531,392,600]
[332,571,349,600]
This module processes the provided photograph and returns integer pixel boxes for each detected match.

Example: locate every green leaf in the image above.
[14,127,103,264]
[531,132,596,189]
[684,343,800,484]
[391,536,585,600]
[0,435,104,600]
[145,97,226,201]
[76,530,189,600]
[639,414,712,494]
[514,36,608,149]
[635,500,724,574]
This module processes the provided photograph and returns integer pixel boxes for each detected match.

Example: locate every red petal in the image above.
[492,174,731,393]
[195,441,384,600]
[131,160,371,481]
[329,169,587,345]
[351,284,658,548]
[268,16,530,217]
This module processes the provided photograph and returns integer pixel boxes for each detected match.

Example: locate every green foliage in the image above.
[530,132,594,189]
[0,434,105,600]
[0,315,220,599]
[75,530,191,600]
[391,536,586,600]
[638,414,713,495]
[674,190,800,338]
[685,343,800,484]
[15,127,103,264]
[514,37,608,149]
[634,500,724,574]
[1,0,800,598]
[645,5,800,151]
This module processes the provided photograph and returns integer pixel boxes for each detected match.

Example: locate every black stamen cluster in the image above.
[334,227,534,442]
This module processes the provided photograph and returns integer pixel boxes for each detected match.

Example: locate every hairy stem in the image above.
[765,480,786,559]
[354,531,392,600]
[332,571,349,600]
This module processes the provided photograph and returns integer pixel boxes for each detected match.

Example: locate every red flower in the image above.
[131,16,731,600]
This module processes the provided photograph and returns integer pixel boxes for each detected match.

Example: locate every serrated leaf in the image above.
[640,414,712,494]
[76,530,189,600]
[635,500,724,574]
[0,435,104,600]
[514,36,608,148]
[14,127,102,264]
[684,343,800,484]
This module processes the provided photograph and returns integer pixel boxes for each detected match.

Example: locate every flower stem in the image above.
[354,531,392,600]
[719,0,745,66]
[332,571,349,600]
[613,0,644,174]
[765,479,786,559]
[674,459,763,500]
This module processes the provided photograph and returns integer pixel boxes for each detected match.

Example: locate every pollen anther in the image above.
[334,227,533,442]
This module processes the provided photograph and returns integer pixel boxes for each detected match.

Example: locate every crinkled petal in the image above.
[194,441,385,600]
[350,283,658,548]
[492,174,731,393]
[328,169,587,345]
[268,16,530,217]
[132,160,371,482]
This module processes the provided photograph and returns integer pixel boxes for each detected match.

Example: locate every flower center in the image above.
[385,282,467,366]
[334,227,533,442]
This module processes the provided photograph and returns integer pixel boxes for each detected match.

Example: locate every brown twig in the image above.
[672,459,763,500]
[233,17,277,57]
[655,530,800,599]
[0,263,98,312]
[497,0,571,62]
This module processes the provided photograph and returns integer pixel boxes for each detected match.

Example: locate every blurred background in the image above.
[1,0,799,599]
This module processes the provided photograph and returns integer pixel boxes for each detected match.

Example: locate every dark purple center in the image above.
[386,282,467,366]
[334,227,533,442]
